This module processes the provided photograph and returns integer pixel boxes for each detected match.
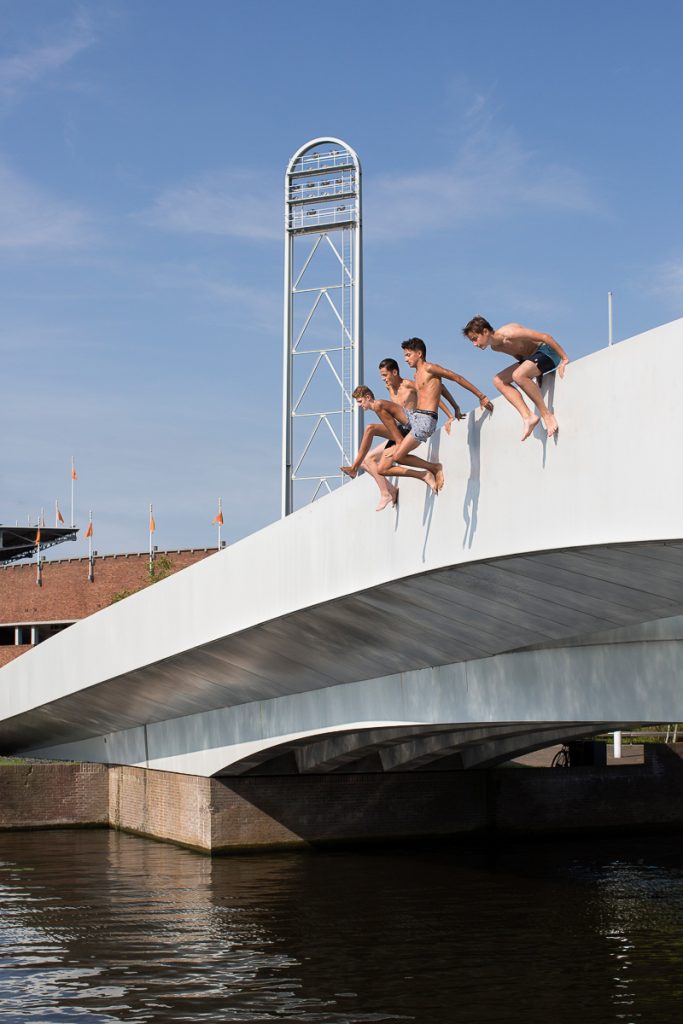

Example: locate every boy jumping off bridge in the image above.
[462,316,569,440]
[380,338,493,481]
[345,384,445,494]
[341,358,463,508]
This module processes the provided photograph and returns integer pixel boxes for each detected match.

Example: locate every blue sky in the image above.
[1,0,682,554]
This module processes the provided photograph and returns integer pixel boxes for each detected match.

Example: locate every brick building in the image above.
[0,548,215,668]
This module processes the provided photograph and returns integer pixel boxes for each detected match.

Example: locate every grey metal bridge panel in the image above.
[1,540,683,753]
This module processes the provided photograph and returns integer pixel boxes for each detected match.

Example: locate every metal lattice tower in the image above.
[282,138,363,517]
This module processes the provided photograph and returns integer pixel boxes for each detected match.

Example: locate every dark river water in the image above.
[0,829,682,1023]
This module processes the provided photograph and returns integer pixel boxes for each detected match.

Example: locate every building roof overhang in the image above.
[0,526,79,564]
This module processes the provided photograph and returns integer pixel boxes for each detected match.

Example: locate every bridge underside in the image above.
[3,323,682,776]
[12,596,683,776]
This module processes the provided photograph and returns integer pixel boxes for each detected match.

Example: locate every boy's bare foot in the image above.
[434,464,445,491]
[390,484,399,507]
[340,465,358,479]
[542,413,559,438]
[375,493,393,511]
[521,415,540,441]
[423,471,438,493]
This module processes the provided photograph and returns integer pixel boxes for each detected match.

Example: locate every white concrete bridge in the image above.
[2,319,683,776]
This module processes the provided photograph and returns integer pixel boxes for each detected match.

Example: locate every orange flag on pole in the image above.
[71,466,78,481]
[149,512,156,533]
[85,521,93,539]
[35,527,41,545]
[213,498,224,550]
[56,505,64,525]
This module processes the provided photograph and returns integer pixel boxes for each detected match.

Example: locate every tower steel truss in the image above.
[282,137,363,516]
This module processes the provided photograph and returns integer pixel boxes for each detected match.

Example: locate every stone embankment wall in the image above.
[108,767,213,850]
[2,746,683,852]
[0,763,109,830]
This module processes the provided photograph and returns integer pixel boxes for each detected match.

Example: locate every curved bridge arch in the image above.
[1,320,683,774]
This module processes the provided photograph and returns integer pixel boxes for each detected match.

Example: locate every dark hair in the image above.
[462,316,493,337]
[401,337,426,357]
[378,358,399,373]
[352,385,374,400]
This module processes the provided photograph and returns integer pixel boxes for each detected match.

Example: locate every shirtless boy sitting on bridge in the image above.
[341,357,463,507]
[462,316,569,440]
[380,338,493,479]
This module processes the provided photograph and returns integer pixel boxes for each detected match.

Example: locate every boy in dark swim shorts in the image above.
[462,316,569,440]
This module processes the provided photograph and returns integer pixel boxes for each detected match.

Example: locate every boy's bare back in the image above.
[491,323,555,362]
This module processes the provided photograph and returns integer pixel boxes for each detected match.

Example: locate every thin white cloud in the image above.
[141,93,596,248]
[652,258,683,299]
[0,161,92,250]
[198,278,280,329]
[367,129,595,240]
[140,170,281,242]
[140,260,281,331]
[143,136,593,248]
[0,14,95,100]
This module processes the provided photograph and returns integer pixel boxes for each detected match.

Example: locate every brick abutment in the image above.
[1,746,683,853]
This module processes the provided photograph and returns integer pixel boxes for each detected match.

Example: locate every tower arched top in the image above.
[286,137,361,177]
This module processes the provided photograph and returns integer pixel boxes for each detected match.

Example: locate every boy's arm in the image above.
[428,363,493,412]
[507,325,569,379]
[438,399,455,433]
[440,384,465,420]
[439,384,465,434]
[540,333,569,379]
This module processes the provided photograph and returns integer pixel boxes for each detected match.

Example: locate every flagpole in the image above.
[55,499,58,528]
[87,511,94,583]
[213,497,224,550]
[71,456,75,527]
[36,526,42,588]
[149,503,154,575]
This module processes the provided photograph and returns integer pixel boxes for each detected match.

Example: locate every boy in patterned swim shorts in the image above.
[341,357,464,507]
[380,338,493,486]
[347,385,445,494]
[463,316,569,440]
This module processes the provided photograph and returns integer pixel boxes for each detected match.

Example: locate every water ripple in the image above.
[0,831,682,1022]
